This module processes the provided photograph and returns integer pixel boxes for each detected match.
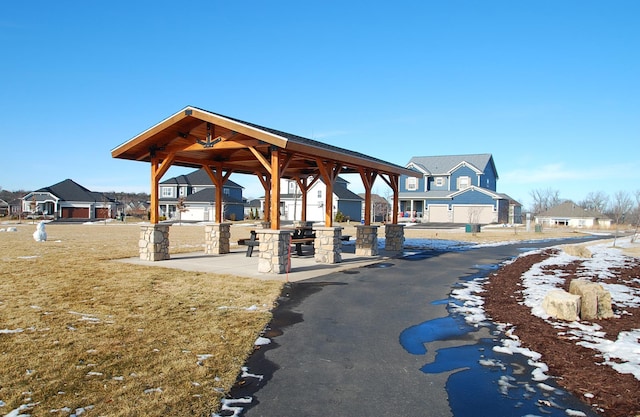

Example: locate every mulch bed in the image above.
[483,249,640,417]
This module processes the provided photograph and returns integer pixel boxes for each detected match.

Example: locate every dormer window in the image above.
[435,177,444,187]
[406,177,418,191]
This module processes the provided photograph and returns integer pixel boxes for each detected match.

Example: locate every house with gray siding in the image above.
[399,154,521,224]
[159,168,245,221]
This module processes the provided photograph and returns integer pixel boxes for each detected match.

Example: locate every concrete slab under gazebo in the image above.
[111,106,419,274]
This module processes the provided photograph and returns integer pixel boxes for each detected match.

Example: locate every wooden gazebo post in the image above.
[141,153,174,261]
[202,164,232,255]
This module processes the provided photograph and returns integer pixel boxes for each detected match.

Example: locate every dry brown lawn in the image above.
[0,222,282,416]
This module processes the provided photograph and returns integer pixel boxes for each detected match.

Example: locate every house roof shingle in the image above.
[408,154,497,178]
[160,168,242,188]
[538,201,609,219]
[34,179,113,203]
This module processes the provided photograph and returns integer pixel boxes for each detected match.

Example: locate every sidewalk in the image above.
[116,243,392,282]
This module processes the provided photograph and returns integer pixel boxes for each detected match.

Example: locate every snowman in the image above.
[33,221,47,242]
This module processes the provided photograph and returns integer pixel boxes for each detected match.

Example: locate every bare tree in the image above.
[609,190,633,247]
[580,191,609,214]
[176,197,188,226]
[631,190,640,243]
[529,188,562,214]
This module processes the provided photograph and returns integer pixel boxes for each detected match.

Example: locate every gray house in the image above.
[21,179,117,220]
[159,168,245,221]
[399,154,521,224]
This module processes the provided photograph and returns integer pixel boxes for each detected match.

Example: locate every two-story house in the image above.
[398,154,521,224]
[159,168,245,221]
[262,176,364,223]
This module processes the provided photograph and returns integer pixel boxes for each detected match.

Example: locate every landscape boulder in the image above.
[542,289,581,321]
[569,279,613,320]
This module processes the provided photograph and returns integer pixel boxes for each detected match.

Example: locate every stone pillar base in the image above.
[384,223,405,252]
[314,227,343,264]
[205,223,231,255]
[355,225,379,256]
[139,224,170,261]
[257,230,290,274]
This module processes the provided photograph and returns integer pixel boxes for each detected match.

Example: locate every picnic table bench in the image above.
[238,230,259,257]
[290,228,315,256]
[238,229,350,257]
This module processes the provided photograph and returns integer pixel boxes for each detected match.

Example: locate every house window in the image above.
[435,177,444,187]
[161,187,173,198]
[406,177,418,191]
[317,190,322,199]
[289,182,296,193]
[457,176,470,190]
[223,188,230,195]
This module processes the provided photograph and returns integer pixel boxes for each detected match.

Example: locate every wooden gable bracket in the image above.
[315,159,342,227]
[202,164,232,223]
[174,122,239,151]
[247,146,271,175]
[149,150,177,224]
[378,173,400,223]
[358,168,378,225]
[293,173,321,222]
[254,171,271,223]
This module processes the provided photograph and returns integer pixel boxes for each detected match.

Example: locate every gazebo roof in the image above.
[111,106,416,179]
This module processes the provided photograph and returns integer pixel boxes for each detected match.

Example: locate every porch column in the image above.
[355,225,379,256]
[204,222,231,255]
[314,226,343,264]
[139,224,170,261]
[257,229,290,274]
[384,223,405,253]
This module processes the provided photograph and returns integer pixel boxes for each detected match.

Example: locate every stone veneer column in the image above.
[384,223,405,253]
[257,230,291,274]
[139,224,170,261]
[204,222,231,255]
[314,227,343,264]
[355,225,379,256]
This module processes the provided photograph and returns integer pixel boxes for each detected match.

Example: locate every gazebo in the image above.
[111,106,418,273]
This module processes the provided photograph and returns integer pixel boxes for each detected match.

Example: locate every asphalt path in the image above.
[229,238,602,417]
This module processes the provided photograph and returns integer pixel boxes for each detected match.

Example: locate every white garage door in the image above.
[427,205,450,222]
[182,207,205,221]
[452,205,496,224]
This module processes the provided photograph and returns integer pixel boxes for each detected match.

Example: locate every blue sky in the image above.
[1,1,638,210]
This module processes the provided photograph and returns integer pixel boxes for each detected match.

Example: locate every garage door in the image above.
[61,207,89,218]
[452,205,495,224]
[427,205,450,222]
[95,208,110,219]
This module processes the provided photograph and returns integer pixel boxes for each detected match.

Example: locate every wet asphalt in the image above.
[228,238,602,417]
